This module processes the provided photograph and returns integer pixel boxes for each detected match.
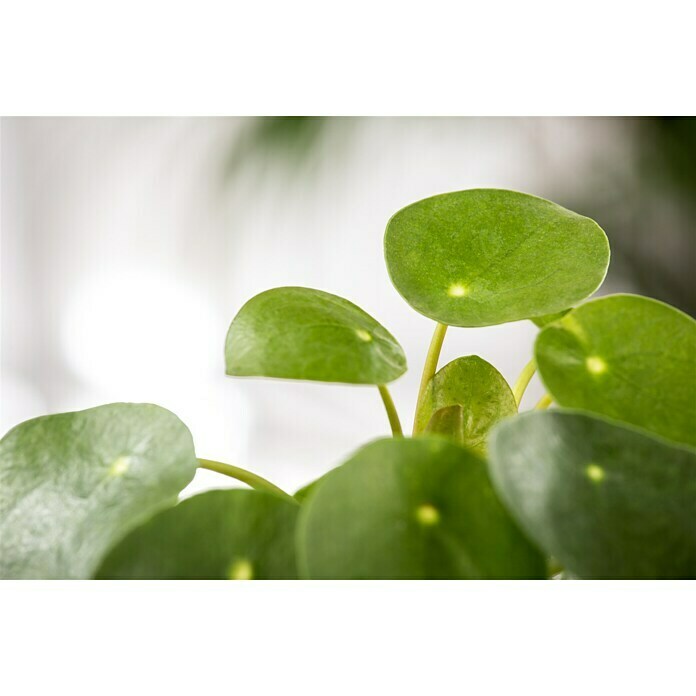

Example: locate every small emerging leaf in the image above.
[97,489,299,579]
[0,404,198,579]
[535,294,696,446]
[415,356,517,451]
[226,287,407,384]
[297,437,545,579]
[489,410,696,579]
[384,189,609,327]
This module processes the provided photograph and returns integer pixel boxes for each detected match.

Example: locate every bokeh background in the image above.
[2,117,694,495]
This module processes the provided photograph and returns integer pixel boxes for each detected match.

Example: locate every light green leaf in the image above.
[384,189,609,327]
[531,309,570,328]
[97,489,299,579]
[415,356,517,451]
[226,286,407,384]
[297,436,545,579]
[535,294,696,446]
[0,403,198,579]
[489,410,696,579]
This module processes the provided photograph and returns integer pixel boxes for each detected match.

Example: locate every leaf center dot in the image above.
[415,504,440,526]
[108,456,131,477]
[448,283,468,298]
[585,355,607,375]
[227,558,254,580]
[585,463,606,483]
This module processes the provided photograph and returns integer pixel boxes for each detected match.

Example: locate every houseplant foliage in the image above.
[2,188,694,579]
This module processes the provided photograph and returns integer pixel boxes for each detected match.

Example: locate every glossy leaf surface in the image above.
[415,356,517,450]
[384,189,609,327]
[297,437,545,579]
[226,287,407,384]
[0,403,198,579]
[489,410,696,579]
[97,488,299,579]
[535,294,696,446]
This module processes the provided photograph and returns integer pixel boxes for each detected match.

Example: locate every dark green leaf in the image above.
[226,287,407,384]
[535,294,696,446]
[415,356,517,451]
[0,403,198,579]
[489,410,696,579]
[97,488,299,579]
[297,437,545,579]
[384,189,609,327]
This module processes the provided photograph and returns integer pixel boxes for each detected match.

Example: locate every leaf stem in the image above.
[413,322,448,434]
[513,358,537,406]
[535,394,553,410]
[378,384,403,437]
[197,459,297,504]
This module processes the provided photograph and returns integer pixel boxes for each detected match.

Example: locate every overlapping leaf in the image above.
[297,436,545,579]
[97,489,299,579]
[535,294,696,446]
[226,286,407,384]
[489,410,696,579]
[0,403,198,579]
[385,189,609,327]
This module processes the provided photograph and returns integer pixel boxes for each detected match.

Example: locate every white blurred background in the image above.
[2,117,694,495]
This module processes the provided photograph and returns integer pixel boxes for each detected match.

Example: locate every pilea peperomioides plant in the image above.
[2,189,695,580]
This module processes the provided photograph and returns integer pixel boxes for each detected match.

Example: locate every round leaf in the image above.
[0,403,198,579]
[415,356,517,450]
[97,489,299,579]
[226,286,407,384]
[297,436,545,579]
[535,294,696,446]
[489,410,696,579]
[384,189,609,327]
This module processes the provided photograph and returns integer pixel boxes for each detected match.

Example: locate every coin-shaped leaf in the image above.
[384,189,609,327]
[0,403,198,579]
[489,410,696,579]
[297,436,545,579]
[97,489,299,579]
[535,294,696,446]
[226,286,407,384]
[415,356,517,450]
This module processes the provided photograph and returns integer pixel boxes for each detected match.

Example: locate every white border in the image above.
[1,581,694,694]
[1,1,694,115]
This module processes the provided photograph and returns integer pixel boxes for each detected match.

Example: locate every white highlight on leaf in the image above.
[109,456,131,477]
[355,329,372,342]
[448,283,468,298]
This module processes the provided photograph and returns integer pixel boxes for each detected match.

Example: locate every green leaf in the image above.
[297,436,545,579]
[531,309,570,328]
[535,294,696,446]
[226,286,407,384]
[489,410,696,579]
[0,403,198,579]
[294,476,324,503]
[384,189,609,327]
[97,489,299,579]
[415,356,517,451]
